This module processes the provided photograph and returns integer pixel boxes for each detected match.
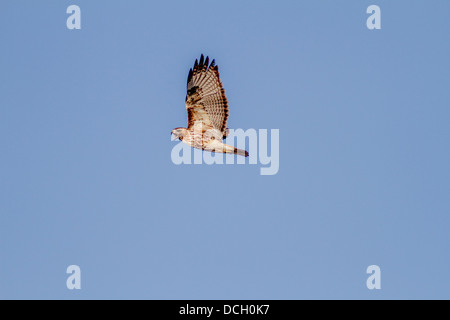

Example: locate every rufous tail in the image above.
[233,148,249,157]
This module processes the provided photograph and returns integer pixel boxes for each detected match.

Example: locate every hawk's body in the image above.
[171,55,249,157]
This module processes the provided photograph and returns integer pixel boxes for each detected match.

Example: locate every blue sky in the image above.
[1,0,449,299]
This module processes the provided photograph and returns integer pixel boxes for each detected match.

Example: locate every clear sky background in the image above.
[1,1,449,299]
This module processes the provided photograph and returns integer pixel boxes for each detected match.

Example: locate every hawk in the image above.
[171,54,249,157]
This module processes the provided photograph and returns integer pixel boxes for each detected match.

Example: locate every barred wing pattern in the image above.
[185,54,229,135]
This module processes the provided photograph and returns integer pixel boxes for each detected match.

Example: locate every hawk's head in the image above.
[171,127,188,141]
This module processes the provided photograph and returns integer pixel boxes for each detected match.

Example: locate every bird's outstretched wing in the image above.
[185,54,229,135]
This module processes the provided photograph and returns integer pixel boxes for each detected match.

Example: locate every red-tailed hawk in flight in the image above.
[171,55,249,157]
